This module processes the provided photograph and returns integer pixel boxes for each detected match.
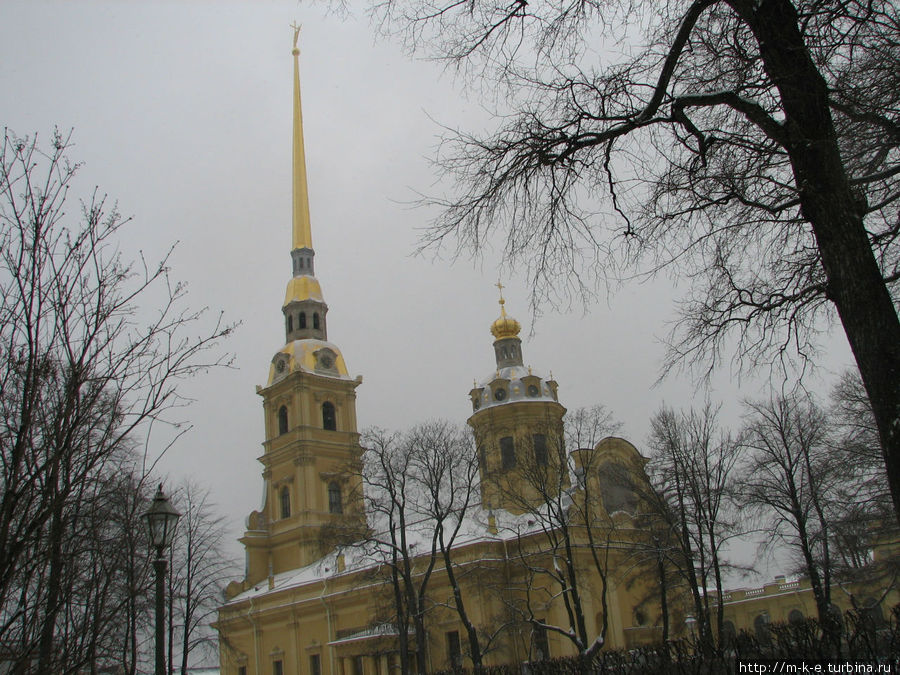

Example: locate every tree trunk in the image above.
[36,487,65,672]
[746,0,900,527]
[440,540,482,668]
[657,548,670,643]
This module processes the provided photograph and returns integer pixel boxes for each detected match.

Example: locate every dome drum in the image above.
[284,298,328,342]
[267,339,352,386]
[291,247,315,277]
[469,367,559,413]
[493,337,523,369]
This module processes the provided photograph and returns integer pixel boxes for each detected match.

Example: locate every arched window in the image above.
[322,402,336,431]
[754,613,771,645]
[313,313,320,330]
[287,315,293,333]
[278,406,288,435]
[328,482,342,514]
[722,621,737,648]
[299,312,307,329]
[280,486,291,519]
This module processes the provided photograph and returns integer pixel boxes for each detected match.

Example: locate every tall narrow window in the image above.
[313,312,320,329]
[278,406,288,435]
[500,436,516,470]
[328,482,342,514]
[446,630,461,669]
[287,315,293,333]
[273,661,283,675]
[533,434,548,466]
[322,402,336,430]
[299,312,307,329]
[533,621,549,661]
[309,655,321,675]
[280,486,290,519]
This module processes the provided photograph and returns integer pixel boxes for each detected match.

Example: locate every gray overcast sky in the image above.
[1,1,855,575]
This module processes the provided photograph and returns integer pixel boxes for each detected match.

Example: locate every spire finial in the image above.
[291,22,301,55]
[496,279,508,317]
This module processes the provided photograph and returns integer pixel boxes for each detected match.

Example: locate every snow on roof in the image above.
[224,493,574,605]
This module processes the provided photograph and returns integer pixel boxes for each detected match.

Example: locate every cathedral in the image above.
[215,33,900,675]
[213,36,668,675]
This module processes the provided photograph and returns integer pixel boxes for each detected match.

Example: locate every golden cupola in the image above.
[490,296,522,341]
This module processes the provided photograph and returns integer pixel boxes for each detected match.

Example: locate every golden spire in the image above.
[490,280,522,340]
[292,23,313,251]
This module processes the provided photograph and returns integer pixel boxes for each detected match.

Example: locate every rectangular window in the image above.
[238,667,247,675]
[310,654,321,675]
[500,436,516,470]
[447,630,462,668]
[533,433,548,466]
[273,661,284,675]
[353,655,364,675]
[533,621,549,661]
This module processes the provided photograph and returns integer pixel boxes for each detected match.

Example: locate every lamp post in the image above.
[142,484,181,675]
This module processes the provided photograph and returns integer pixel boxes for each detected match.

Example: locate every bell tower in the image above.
[237,30,366,590]
[467,284,567,514]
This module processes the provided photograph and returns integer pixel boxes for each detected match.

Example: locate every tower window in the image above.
[313,312,320,329]
[500,436,516,470]
[278,406,288,435]
[299,312,307,329]
[533,434,548,466]
[280,486,290,519]
[287,315,293,333]
[322,401,336,430]
[328,482,342,514]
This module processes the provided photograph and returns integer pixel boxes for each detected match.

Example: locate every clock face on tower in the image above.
[272,355,290,381]
[314,348,338,373]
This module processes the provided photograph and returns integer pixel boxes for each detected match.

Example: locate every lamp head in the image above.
[142,484,181,551]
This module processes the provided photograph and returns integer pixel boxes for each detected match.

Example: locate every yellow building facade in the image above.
[214,37,672,675]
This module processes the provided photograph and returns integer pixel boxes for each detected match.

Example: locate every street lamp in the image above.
[142,484,181,675]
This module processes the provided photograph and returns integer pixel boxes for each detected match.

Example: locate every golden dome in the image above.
[284,276,324,306]
[490,297,521,340]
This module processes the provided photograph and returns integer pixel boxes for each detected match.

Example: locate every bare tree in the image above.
[0,129,232,672]
[739,394,841,649]
[489,408,625,661]
[407,421,489,669]
[372,0,900,525]
[166,481,237,674]
[564,405,622,452]
[361,426,440,675]
[647,404,741,653]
